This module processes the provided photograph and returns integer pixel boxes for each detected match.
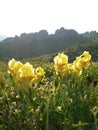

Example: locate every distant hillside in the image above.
[25,40,98,65]
[64,40,98,62]
[0,27,98,60]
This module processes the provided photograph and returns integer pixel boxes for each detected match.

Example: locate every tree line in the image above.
[0,27,98,61]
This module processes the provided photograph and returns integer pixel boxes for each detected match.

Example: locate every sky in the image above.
[0,0,98,37]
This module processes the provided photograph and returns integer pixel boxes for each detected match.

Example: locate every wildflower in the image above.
[16,95,20,99]
[72,57,83,75]
[12,101,16,107]
[31,76,38,84]
[14,109,20,114]
[90,106,98,116]
[69,98,73,103]
[35,67,45,78]
[8,58,23,76]
[67,63,73,73]
[8,59,23,81]
[54,53,68,74]
[30,108,34,113]
[82,51,91,62]
[71,51,91,75]
[73,57,83,70]
[57,106,62,111]
[11,87,14,91]
[54,53,68,65]
[33,98,37,101]
[8,58,16,74]
[19,62,35,79]
[81,51,91,68]
[11,91,15,96]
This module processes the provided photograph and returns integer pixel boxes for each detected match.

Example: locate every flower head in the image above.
[54,53,68,65]
[8,59,45,85]
[19,62,35,79]
[54,53,68,74]
[8,58,23,79]
[71,51,91,76]
[81,51,91,67]
[82,51,91,62]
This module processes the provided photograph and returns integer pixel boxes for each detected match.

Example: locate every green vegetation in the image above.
[0,28,98,61]
[0,28,98,129]
[0,52,98,130]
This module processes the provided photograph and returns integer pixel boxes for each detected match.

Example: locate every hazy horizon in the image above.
[0,27,98,38]
[0,0,98,37]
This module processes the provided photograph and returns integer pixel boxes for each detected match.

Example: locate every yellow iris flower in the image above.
[8,58,23,77]
[71,51,91,75]
[54,53,68,65]
[8,59,45,84]
[81,51,91,68]
[73,57,83,71]
[54,53,68,74]
[54,51,91,76]
[19,62,35,79]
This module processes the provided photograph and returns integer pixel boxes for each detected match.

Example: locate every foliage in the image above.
[0,51,98,130]
[1,28,98,60]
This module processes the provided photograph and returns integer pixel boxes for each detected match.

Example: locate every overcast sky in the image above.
[0,0,98,36]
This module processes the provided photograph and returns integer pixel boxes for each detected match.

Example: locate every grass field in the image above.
[0,51,98,130]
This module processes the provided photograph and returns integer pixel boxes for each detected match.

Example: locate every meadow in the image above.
[0,51,98,130]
